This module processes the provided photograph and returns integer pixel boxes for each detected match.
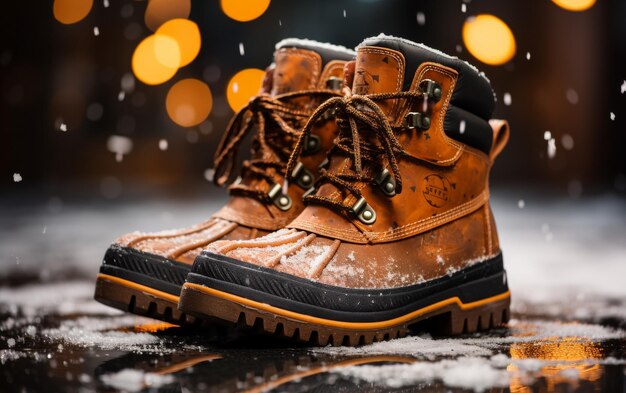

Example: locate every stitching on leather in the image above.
[364,190,489,242]
[484,204,493,254]
[214,206,295,230]
[418,65,463,164]
[318,61,346,88]
[288,221,368,243]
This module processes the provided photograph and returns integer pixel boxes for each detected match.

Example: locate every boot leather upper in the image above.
[115,43,355,265]
[206,36,510,290]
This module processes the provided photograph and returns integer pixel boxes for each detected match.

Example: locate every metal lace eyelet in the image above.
[405,112,431,130]
[374,168,397,197]
[268,183,292,211]
[326,76,343,90]
[302,134,321,155]
[419,79,442,102]
[290,161,315,189]
[350,197,377,225]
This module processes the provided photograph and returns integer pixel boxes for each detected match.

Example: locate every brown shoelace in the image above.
[285,90,432,215]
[213,90,341,203]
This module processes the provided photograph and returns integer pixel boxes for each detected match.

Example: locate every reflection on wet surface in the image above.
[1,298,624,393]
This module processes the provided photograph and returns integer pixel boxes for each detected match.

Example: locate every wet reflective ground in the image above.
[1,303,624,392]
[1,194,625,392]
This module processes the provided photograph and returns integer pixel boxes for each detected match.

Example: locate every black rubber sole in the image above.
[94,244,193,325]
[179,253,511,346]
[186,252,508,323]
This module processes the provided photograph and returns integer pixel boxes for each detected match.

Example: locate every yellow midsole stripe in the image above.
[97,273,180,303]
[184,282,510,330]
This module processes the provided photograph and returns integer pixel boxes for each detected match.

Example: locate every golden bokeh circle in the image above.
[132,35,181,85]
[144,0,191,31]
[551,0,596,11]
[220,0,271,22]
[226,68,265,112]
[462,14,516,66]
[53,0,93,25]
[166,79,213,127]
[156,19,201,68]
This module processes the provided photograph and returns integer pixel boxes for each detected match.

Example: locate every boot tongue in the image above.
[271,47,322,96]
[352,45,406,117]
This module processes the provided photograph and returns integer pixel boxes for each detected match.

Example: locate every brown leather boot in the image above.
[179,35,511,345]
[94,39,356,324]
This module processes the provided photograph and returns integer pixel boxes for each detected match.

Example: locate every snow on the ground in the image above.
[42,316,162,352]
[321,318,626,392]
[100,369,175,392]
[337,353,626,392]
[317,319,625,359]
[338,356,510,392]
[0,281,120,317]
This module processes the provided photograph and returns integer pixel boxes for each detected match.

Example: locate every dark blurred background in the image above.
[2,0,625,203]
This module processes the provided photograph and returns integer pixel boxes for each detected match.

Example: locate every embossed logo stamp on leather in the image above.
[353,68,378,95]
[422,174,450,208]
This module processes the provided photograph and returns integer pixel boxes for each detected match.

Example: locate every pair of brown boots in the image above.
[94,35,511,346]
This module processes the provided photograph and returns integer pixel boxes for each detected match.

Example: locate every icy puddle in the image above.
[0,280,624,392]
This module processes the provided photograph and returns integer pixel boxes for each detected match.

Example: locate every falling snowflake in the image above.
[204,169,215,182]
[565,88,578,104]
[561,134,574,150]
[107,135,133,162]
[118,91,125,101]
[610,112,616,121]
[239,43,245,56]
[526,51,531,60]
[518,199,525,209]
[232,82,239,93]
[120,73,135,93]
[13,173,22,183]
[455,44,462,53]
[158,139,168,151]
[547,138,557,159]
[621,80,626,94]
[503,92,512,106]
[59,122,67,132]
[459,120,466,134]
[544,131,552,140]
[416,12,426,26]
[103,0,109,7]
[278,19,282,26]
[93,26,100,36]
[343,9,347,17]
[461,3,467,12]
[42,226,47,234]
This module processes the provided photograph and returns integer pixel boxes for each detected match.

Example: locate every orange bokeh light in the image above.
[53,0,93,25]
[156,19,201,68]
[220,0,271,22]
[226,68,265,112]
[132,35,181,85]
[144,0,191,31]
[462,14,516,66]
[551,0,596,11]
[166,79,213,127]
